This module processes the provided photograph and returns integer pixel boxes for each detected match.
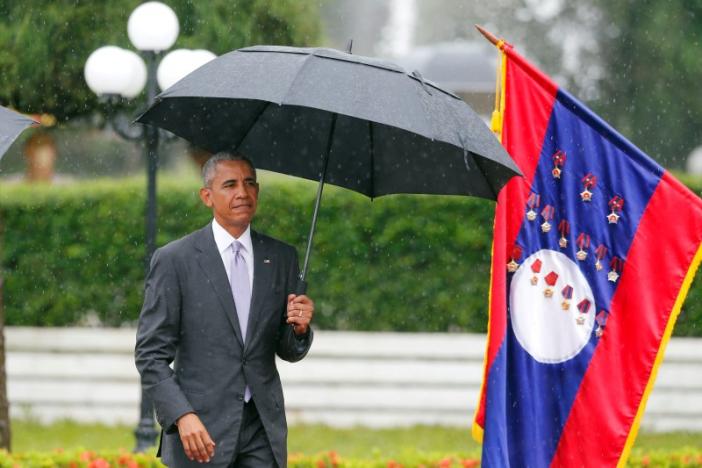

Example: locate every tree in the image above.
[410,0,603,97]
[0,0,321,120]
[592,0,702,168]
[409,0,702,168]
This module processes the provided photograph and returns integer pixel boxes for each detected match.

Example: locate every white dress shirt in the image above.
[211,219,254,292]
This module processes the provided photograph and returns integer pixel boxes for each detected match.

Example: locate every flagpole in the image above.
[475,25,500,46]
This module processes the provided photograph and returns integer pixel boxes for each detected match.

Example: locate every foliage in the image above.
[1,174,702,335]
[0,447,700,468]
[591,0,702,169]
[8,421,702,467]
[411,1,603,100]
[0,448,161,468]
[175,0,321,53]
[288,451,482,468]
[0,1,128,120]
[410,0,702,169]
[626,450,702,468]
[0,176,494,332]
[0,0,321,121]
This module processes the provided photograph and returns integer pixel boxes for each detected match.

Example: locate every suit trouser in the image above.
[229,399,277,468]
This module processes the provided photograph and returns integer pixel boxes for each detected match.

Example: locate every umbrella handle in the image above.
[295,278,308,295]
[289,278,307,333]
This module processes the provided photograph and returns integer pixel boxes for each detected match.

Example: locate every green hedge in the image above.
[1,174,701,335]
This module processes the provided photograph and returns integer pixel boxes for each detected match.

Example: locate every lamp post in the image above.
[83,1,215,452]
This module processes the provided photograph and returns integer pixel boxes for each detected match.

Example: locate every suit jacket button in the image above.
[238,395,244,401]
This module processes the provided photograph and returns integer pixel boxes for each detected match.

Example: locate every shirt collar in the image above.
[211,219,253,255]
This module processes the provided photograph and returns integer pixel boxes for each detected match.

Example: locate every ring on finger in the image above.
[298,310,303,317]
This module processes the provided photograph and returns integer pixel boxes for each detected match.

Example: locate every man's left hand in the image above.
[286,294,314,335]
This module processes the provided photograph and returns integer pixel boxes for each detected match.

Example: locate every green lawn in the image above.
[10,421,701,456]
[12,420,135,453]
[289,425,481,459]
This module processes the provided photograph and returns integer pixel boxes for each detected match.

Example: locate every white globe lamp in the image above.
[84,46,135,96]
[156,48,191,90]
[191,49,217,67]
[121,49,148,99]
[157,48,216,91]
[127,1,179,52]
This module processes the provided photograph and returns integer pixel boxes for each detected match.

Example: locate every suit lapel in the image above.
[246,230,274,350]
[194,225,245,347]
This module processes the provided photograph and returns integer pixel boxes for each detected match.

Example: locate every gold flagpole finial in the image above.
[475,25,500,47]
[474,25,506,139]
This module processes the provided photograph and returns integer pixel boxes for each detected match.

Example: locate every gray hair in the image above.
[202,151,257,187]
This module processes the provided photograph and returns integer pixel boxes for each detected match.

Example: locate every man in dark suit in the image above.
[135,152,314,467]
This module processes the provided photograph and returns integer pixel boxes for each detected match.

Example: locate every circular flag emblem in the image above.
[509,248,596,363]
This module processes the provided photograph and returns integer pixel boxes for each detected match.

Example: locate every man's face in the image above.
[199,160,259,237]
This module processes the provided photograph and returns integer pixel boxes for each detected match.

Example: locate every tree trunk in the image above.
[187,144,211,171]
[24,129,57,182]
[0,276,11,450]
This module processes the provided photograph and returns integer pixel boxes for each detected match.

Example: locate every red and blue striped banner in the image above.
[473,41,702,467]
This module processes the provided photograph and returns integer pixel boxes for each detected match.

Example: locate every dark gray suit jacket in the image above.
[135,224,312,467]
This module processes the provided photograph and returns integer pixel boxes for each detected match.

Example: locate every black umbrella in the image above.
[137,45,522,292]
[0,105,36,161]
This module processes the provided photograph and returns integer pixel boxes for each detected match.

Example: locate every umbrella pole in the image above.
[297,113,338,294]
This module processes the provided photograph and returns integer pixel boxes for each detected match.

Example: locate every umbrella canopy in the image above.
[136,45,522,290]
[0,105,36,161]
[137,45,520,199]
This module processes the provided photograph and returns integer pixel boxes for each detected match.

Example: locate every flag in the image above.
[473,39,702,467]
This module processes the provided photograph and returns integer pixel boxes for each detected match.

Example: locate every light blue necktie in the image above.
[230,240,252,401]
